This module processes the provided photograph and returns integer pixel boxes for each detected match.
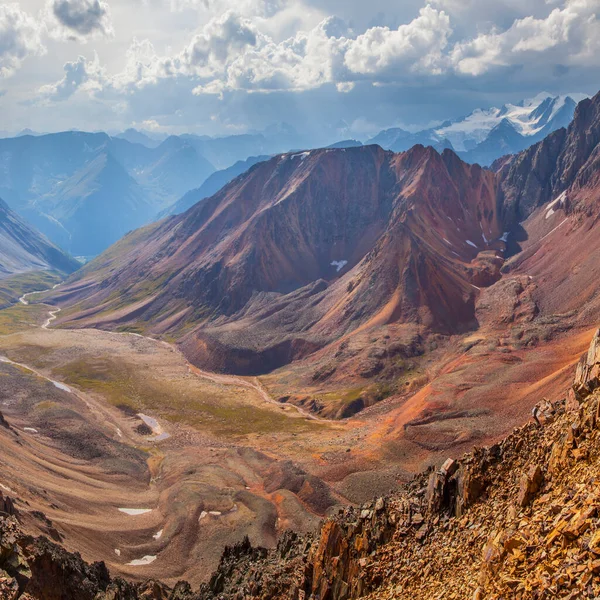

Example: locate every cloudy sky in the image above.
[1,0,598,138]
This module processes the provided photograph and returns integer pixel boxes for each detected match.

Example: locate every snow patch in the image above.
[23,427,38,433]
[153,529,163,540]
[291,151,310,160]
[128,555,157,567]
[433,94,584,151]
[199,511,208,521]
[114,549,121,556]
[331,260,348,273]
[466,240,478,248]
[138,413,171,441]
[540,217,569,242]
[499,232,510,243]
[118,508,152,516]
[545,191,566,219]
[52,381,71,393]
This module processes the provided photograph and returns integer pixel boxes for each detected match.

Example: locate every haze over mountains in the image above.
[0,128,301,256]
[0,92,584,261]
[0,198,79,278]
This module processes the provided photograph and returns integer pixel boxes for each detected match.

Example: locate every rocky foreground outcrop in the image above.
[2,331,600,599]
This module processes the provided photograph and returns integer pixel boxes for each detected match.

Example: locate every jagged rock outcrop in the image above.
[0,515,192,600]
[0,493,16,517]
[497,89,600,222]
[574,328,600,398]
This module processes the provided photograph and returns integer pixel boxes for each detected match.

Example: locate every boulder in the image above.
[574,329,600,399]
[0,569,19,600]
[517,464,544,507]
[0,493,15,517]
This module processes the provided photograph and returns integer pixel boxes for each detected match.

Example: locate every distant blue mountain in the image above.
[160,155,270,218]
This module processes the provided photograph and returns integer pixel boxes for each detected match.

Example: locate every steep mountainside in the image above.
[0,197,79,278]
[31,152,155,257]
[50,143,505,374]
[2,329,600,599]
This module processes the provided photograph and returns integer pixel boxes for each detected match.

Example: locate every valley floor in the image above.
[0,298,351,585]
[0,279,595,589]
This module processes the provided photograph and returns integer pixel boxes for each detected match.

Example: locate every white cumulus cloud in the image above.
[450,0,600,75]
[0,4,46,78]
[344,5,451,76]
[38,54,105,100]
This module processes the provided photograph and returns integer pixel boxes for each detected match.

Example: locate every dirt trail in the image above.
[187,364,323,422]
[17,286,326,424]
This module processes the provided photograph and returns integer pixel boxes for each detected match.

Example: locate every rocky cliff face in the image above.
[497,90,600,222]
[3,331,600,599]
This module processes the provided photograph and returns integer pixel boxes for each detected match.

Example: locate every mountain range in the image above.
[48,91,600,423]
[2,88,600,599]
[0,128,307,257]
[0,93,584,260]
[368,93,585,166]
[52,143,503,372]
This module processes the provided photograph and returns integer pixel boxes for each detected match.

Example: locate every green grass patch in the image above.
[53,356,326,439]
[0,304,53,335]
[0,271,62,308]
[34,400,60,411]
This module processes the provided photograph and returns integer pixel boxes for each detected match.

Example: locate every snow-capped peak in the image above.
[433,93,588,151]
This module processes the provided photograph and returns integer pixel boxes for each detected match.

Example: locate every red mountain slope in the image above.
[41,89,600,467]
[50,144,505,374]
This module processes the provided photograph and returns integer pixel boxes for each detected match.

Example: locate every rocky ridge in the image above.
[2,328,600,599]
